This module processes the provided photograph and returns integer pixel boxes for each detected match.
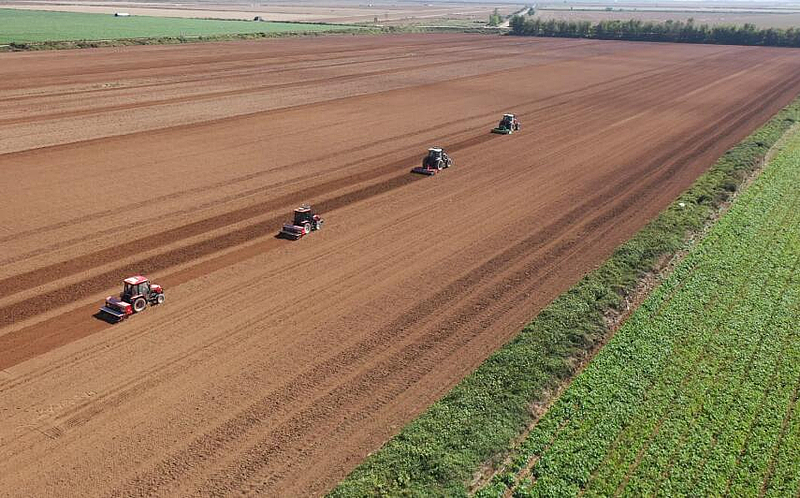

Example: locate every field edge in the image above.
[327,95,800,497]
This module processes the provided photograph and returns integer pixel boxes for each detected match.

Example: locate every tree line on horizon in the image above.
[509,16,800,47]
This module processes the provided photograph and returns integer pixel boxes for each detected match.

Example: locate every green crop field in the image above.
[0,9,346,44]
[478,129,800,497]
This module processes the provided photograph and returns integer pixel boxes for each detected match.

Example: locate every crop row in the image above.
[478,122,800,497]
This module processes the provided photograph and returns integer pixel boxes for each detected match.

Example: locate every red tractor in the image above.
[99,275,165,322]
[279,204,323,240]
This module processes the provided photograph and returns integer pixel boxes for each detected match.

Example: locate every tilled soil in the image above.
[1,34,799,497]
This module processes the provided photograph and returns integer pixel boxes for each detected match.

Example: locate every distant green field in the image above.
[0,8,346,43]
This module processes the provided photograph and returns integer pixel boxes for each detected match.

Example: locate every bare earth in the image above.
[1,34,799,497]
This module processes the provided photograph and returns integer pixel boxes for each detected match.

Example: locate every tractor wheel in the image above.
[315,221,322,231]
[132,297,147,313]
[445,158,452,168]
[303,222,312,234]
[436,161,443,171]
[155,294,165,305]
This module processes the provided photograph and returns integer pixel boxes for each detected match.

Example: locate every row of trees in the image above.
[509,17,800,47]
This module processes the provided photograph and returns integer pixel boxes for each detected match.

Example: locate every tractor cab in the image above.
[122,276,150,299]
[501,114,515,126]
[293,205,317,226]
[427,147,444,161]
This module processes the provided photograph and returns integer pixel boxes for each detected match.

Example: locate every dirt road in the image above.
[1,34,799,496]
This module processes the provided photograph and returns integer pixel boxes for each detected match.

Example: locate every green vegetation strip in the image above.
[509,16,800,47]
[330,99,800,498]
[479,114,800,498]
[0,8,349,44]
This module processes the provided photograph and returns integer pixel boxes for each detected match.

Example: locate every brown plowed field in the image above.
[1,34,799,497]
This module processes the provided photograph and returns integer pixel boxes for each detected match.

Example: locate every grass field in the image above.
[0,8,345,43]
[478,128,800,496]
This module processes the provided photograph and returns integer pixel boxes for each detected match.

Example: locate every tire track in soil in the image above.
[0,42,740,284]
[1,37,719,172]
[0,78,696,394]
[0,39,477,100]
[0,92,642,380]
[0,36,490,88]
[2,50,795,375]
[0,48,677,250]
[0,40,735,260]
[0,38,579,105]
[0,103,700,363]
[0,36,531,91]
[0,196,452,439]
[0,169,419,330]
[0,96,708,384]
[0,52,682,300]
[0,49,534,128]
[0,132,493,306]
